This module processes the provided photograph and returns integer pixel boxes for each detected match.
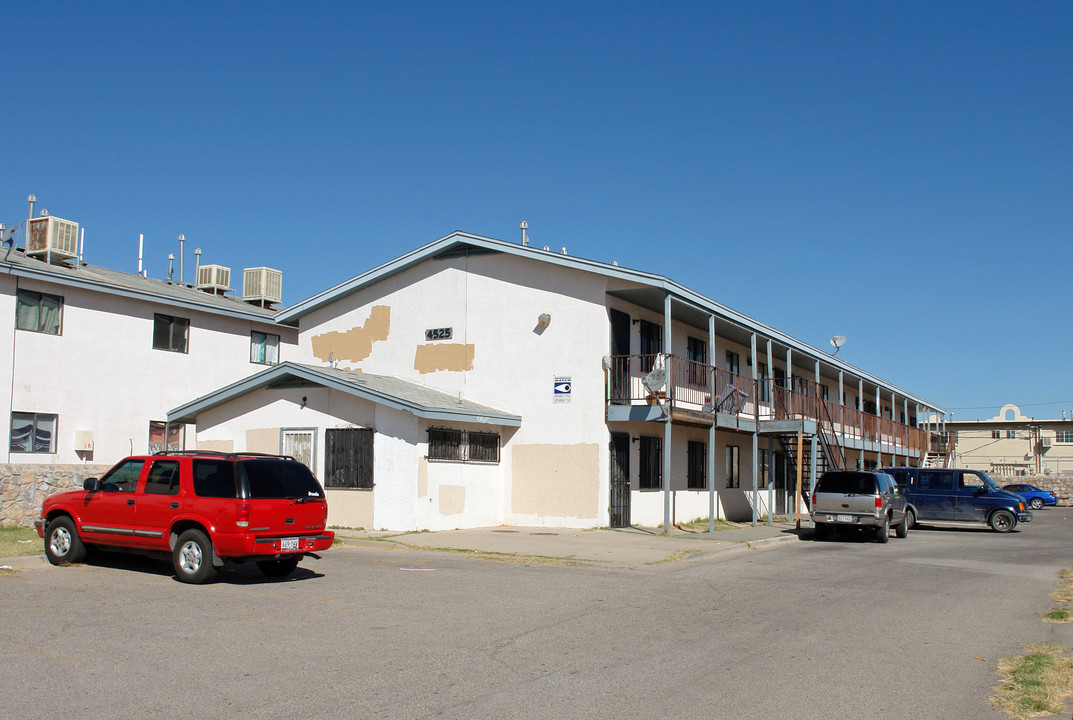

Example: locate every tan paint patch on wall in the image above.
[327,489,374,530]
[439,484,466,516]
[196,440,234,452]
[511,444,600,519]
[311,305,390,364]
[246,428,279,454]
[417,457,429,498]
[414,343,475,374]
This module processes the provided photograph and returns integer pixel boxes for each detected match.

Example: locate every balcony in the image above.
[606,354,926,455]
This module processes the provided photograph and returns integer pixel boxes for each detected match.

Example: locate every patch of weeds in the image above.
[991,644,1073,719]
[1039,607,1073,624]
[1050,581,1073,603]
[0,527,43,557]
[676,517,741,533]
[399,544,588,566]
[645,549,703,565]
[1058,568,1073,580]
[328,525,365,531]
[0,566,17,577]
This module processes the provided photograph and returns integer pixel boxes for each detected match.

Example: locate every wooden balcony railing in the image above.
[607,353,926,453]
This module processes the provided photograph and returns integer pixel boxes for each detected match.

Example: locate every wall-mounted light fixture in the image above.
[538,313,551,327]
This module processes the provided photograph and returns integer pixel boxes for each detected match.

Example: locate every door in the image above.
[79,459,145,542]
[609,432,631,527]
[609,309,631,404]
[953,471,989,523]
[135,458,183,549]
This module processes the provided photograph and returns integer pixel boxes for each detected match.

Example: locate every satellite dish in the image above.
[830,335,846,354]
[642,367,667,395]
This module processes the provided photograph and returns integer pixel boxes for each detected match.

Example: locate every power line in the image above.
[948,400,1073,411]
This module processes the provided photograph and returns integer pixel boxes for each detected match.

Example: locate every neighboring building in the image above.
[169,231,945,531]
[1,213,297,465]
[948,404,1073,477]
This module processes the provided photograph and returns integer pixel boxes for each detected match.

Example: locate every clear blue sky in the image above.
[2,1,1070,419]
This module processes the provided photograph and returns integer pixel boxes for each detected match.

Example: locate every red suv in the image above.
[35,451,335,583]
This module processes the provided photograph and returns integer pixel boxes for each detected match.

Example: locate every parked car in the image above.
[35,451,335,583]
[881,467,1031,533]
[1002,483,1058,509]
[810,470,909,543]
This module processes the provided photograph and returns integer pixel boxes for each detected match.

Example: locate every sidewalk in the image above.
[333,520,803,568]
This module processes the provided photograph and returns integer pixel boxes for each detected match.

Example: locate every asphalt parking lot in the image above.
[4,510,1073,719]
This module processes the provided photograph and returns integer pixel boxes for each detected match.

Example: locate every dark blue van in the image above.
[880,467,1031,533]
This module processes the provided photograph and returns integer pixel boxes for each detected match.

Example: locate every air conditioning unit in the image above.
[243,267,282,305]
[196,264,231,294]
[1041,436,1053,448]
[26,215,79,263]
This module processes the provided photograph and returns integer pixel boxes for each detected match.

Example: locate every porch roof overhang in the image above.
[167,361,523,427]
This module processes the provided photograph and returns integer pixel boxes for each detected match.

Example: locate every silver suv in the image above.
[811,470,909,543]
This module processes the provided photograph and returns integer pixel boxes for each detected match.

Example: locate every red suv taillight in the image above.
[875,496,883,509]
[236,502,250,528]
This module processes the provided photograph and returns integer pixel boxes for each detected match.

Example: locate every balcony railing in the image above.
[607,354,926,453]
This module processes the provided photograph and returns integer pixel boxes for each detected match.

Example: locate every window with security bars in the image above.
[687,440,706,489]
[639,436,662,489]
[325,427,374,488]
[428,428,500,464]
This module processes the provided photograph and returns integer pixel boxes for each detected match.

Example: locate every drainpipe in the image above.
[751,332,758,527]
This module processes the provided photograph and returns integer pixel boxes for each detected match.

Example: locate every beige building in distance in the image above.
[949,404,1073,477]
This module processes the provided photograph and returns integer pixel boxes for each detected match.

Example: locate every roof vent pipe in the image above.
[178,234,185,284]
[520,221,529,246]
[167,253,175,282]
[138,234,144,275]
[27,194,36,224]
[194,247,202,282]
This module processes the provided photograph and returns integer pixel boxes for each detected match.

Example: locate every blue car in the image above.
[1002,483,1058,509]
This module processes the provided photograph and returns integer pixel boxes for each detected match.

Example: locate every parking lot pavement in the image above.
[332,521,801,567]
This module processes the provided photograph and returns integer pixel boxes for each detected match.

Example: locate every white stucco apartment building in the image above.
[1,215,297,466]
[166,231,946,531]
[946,404,1073,476]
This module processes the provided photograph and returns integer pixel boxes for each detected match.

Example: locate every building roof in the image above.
[0,246,284,324]
[276,230,945,413]
[167,361,522,427]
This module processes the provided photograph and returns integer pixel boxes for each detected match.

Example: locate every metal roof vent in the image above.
[243,266,282,307]
[26,214,79,264]
[196,264,231,295]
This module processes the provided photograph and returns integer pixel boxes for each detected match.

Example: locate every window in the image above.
[639,320,662,372]
[427,428,501,464]
[725,351,740,375]
[1006,429,1017,439]
[16,289,63,334]
[639,436,662,489]
[192,459,237,498]
[325,428,374,488]
[1057,430,1073,443]
[921,471,953,491]
[687,337,707,385]
[251,331,280,365]
[758,362,769,402]
[100,459,144,493]
[144,460,181,495]
[991,430,1001,439]
[725,445,740,488]
[959,471,986,489]
[153,313,189,353]
[10,412,57,453]
[148,421,184,454]
[687,441,706,489]
[282,428,316,469]
[758,449,769,489]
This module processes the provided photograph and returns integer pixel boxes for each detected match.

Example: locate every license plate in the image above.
[836,514,853,523]
[280,537,299,551]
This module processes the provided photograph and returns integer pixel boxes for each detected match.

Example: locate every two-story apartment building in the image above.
[947,404,1073,476]
[1,213,297,467]
[167,231,945,531]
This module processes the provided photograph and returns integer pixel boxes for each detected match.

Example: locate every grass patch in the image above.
[328,525,365,531]
[645,549,703,565]
[397,544,588,566]
[991,644,1073,718]
[1058,568,1073,580]
[1039,607,1073,624]
[676,517,743,533]
[0,527,43,557]
[1050,581,1073,603]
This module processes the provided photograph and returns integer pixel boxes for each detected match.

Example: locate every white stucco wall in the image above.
[2,273,297,466]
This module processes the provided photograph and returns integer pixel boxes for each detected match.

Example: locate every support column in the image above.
[663,293,672,535]
[708,314,716,532]
[751,332,758,527]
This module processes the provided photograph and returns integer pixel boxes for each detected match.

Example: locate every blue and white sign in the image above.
[554,376,572,403]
